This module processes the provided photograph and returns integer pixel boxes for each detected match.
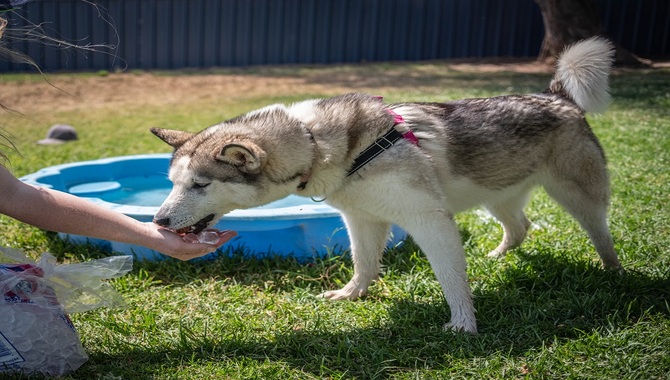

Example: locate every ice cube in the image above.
[182,229,220,244]
[197,230,221,244]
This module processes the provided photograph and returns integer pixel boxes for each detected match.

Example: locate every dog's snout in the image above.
[153,217,171,227]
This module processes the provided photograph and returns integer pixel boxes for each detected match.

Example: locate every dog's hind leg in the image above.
[543,170,621,270]
[485,189,533,258]
[402,209,477,333]
[319,216,390,300]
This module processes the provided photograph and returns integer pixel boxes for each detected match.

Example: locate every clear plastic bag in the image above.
[0,247,132,377]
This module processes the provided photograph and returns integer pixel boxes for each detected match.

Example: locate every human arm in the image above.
[0,165,236,260]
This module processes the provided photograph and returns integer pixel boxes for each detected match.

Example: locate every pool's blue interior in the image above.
[21,154,405,260]
[26,156,172,197]
[69,177,173,207]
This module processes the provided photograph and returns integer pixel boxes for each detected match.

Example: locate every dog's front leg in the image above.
[319,214,390,300]
[403,209,478,334]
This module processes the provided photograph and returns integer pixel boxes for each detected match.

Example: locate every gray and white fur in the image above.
[151,37,619,334]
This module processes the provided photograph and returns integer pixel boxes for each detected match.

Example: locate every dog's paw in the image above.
[318,288,366,301]
[443,320,478,334]
[604,264,625,275]
[486,249,506,259]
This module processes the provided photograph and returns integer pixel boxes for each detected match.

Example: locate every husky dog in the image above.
[151,37,620,333]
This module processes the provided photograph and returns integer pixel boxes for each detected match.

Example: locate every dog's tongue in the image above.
[182,228,222,244]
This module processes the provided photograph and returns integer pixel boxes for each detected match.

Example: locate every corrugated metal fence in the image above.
[0,0,668,72]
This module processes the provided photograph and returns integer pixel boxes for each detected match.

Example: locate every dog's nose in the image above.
[153,217,170,227]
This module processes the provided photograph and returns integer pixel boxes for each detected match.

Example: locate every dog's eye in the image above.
[192,182,210,189]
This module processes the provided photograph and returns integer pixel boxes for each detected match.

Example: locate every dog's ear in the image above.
[150,127,194,149]
[216,143,266,174]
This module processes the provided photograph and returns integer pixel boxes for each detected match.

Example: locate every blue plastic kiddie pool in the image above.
[20,154,405,261]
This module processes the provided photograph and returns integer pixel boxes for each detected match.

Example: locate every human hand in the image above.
[147,223,237,261]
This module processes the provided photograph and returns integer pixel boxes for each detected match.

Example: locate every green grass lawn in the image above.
[1,62,669,379]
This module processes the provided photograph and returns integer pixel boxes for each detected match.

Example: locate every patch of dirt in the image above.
[0,59,552,114]
[1,58,666,115]
[0,73,317,114]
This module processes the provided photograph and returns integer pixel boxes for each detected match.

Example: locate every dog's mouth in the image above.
[175,214,216,235]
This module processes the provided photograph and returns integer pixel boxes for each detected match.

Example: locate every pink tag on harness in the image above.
[386,107,419,146]
[387,108,405,124]
[374,95,419,146]
[401,129,419,145]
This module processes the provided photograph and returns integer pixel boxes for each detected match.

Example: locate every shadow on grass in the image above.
[70,251,670,379]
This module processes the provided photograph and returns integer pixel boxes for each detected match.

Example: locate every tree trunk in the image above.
[534,0,648,66]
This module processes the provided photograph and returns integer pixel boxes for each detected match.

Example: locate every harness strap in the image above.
[346,127,405,177]
[346,99,419,177]
[300,96,420,187]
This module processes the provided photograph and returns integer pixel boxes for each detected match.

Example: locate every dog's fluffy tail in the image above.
[549,36,615,113]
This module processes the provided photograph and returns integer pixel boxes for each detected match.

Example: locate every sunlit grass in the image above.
[1,63,669,379]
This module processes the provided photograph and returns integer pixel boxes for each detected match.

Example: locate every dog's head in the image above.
[150,106,314,234]
[150,127,264,233]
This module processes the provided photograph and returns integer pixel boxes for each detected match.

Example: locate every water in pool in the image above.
[74,176,173,207]
[107,186,173,207]
[74,176,314,209]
